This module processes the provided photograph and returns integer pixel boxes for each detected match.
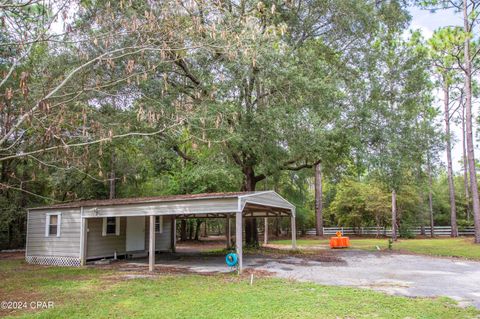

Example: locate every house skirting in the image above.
[26,256,81,267]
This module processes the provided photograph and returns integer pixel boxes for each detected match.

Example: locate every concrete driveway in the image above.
[153,250,480,308]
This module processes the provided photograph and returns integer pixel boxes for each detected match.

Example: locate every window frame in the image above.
[102,217,120,236]
[45,212,61,237]
[155,216,163,234]
[105,217,116,235]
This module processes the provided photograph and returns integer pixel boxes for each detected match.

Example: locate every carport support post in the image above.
[80,217,87,266]
[291,214,297,250]
[264,217,268,245]
[171,216,176,253]
[149,215,155,272]
[235,211,243,273]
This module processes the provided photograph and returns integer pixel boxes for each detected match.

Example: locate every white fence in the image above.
[207,226,475,237]
[303,226,475,237]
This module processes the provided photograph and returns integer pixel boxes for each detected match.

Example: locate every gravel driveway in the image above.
[155,250,480,308]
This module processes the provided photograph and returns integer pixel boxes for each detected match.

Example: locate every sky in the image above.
[409,5,466,172]
[409,6,462,37]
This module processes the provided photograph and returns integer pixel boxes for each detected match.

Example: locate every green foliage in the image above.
[328,178,390,228]
[398,222,416,239]
[0,0,466,249]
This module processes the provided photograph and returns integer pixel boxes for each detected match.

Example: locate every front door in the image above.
[126,216,145,251]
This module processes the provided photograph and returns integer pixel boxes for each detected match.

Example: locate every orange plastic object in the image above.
[330,236,350,249]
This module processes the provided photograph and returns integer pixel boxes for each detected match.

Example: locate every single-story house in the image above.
[26,191,296,272]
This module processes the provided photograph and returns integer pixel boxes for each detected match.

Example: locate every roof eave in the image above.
[28,194,243,211]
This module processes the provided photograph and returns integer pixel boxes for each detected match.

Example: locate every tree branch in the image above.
[172,145,196,163]
[0,182,59,202]
[0,122,182,162]
[281,159,321,171]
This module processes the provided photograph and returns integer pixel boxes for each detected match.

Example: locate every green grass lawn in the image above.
[272,237,480,260]
[0,259,478,318]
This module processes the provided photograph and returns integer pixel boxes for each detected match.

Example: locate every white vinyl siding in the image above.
[27,209,81,258]
[145,216,171,251]
[87,217,126,259]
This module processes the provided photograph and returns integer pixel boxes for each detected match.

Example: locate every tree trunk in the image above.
[188,219,194,240]
[180,219,187,241]
[275,218,280,237]
[428,191,435,237]
[245,221,258,247]
[462,102,471,221]
[241,166,260,247]
[391,189,397,241]
[427,153,435,237]
[443,81,458,237]
[109,152,115,200]
[419,184,426,236]
[463,0,480,243]
[194,219,202,241]
[314,163,324,236]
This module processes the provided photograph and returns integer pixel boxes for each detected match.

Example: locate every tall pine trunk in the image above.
[314,163,324,236]
[109,152,116,200]
[427,153,435,237]
[463,0,480,243]
[443,80,458,237]
[462,103,471,221]
[391,189,397,241]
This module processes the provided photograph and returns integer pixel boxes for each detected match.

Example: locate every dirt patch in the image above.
[153,265,218,276]
[246,247,345,264]
[301,253,345,263]
[241,268,274,278]
[0,251,24,260]
[177,237,229,253]
[90,258,275,280]
[91,260,220,277]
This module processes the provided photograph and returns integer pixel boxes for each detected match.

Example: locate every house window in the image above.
[106,217,116,235]
[45,213,61,237]
[102,217,120,236]
[155,216,163,233]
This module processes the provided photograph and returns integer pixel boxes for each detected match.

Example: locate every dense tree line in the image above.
[0,0,479,248]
